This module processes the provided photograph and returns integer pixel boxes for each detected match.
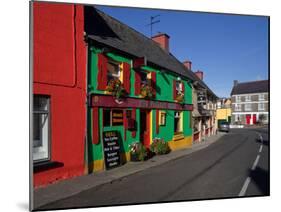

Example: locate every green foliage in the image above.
[106,79,127,100]
[129,142,148,161]
[140,84,154,99]
[150,138,170,155]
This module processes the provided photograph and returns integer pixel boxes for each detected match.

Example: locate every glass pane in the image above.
[33,96,50,161]
[34,96,48,111]
[107,62,119,77]
[103,109,111,126]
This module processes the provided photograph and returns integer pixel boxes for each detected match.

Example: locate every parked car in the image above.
[219,121,230,132]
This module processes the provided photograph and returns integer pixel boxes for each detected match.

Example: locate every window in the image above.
[107,60,121,83]
[176,81,183,94]
[159,111,166,126]
[103,109,123,126]
[174,111,182,133]
[235,104,241,111]
[245,95,251,102]
[236,96,241,103]
[245,103,252,111]
[258,103,265,111]
[259,94,265,101]
[33,96,50,162]
[140,72,148,85]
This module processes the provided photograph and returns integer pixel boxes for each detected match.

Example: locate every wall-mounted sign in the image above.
[112,110,123,126]
[91,95,193,111]
[102,131,121,170]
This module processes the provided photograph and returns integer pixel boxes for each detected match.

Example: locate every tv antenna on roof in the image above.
[145,14,160,38]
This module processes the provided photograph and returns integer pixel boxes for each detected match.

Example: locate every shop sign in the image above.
[112,110,123,125]
[102,131,121,170]
[91,95,193,111]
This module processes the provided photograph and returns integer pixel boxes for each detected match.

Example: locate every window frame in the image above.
[236,95,241,103]
[103,108,124,127]
[245,95,251,102]
[159,111,166,126]
[245,103,252,111]
[259,93,265,101]
[258,103,265,111]
[235,104,242,111]
[33,95,51,163]
[106,59,121,83]
[174,111,183,134]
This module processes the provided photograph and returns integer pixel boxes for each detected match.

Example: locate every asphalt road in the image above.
[38,127,269,210]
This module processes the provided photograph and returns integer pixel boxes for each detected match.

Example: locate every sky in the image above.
[97,5,269,98]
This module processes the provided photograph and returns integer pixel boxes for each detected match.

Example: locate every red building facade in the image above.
[33,2,87,187]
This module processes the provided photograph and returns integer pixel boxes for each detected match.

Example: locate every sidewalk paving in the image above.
[33,132,225,209]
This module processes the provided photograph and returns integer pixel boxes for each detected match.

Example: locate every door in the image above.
[140,109,150,148]
[253,114,257,124]
[246,114,251,125]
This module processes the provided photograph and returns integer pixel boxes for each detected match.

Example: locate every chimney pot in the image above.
[183,60,192,70]
[194,70,204,80]
[152,33,170,52]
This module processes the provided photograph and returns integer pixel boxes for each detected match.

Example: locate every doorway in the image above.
[140,109,151,148]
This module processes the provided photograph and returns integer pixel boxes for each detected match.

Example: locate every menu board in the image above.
[102,131,121,169]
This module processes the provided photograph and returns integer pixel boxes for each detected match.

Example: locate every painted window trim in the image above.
[159,110,166,126]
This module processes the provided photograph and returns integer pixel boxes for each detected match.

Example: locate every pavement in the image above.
[33,132,224,209]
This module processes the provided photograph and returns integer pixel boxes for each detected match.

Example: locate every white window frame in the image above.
[258,103,265,111]
[33,95,51,162]
[236,95,241,103]
[245,103,252,111]
[259,94,265,101]
[235,104,241,111]
[245,95,251,102]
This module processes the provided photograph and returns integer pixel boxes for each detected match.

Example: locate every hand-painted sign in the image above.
[91,95,193,111]
[102,131,121,169]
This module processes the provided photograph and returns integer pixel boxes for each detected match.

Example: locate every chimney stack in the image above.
[152,33,170,52]
[183,60,192,70]
[234,80,238,86]
[194,70,204,80]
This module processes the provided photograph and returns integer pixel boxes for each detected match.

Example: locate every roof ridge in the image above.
[95,7,173,58]
[237,79,268,84]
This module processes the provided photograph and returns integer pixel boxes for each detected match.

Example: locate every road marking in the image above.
[251,155,260,170]
[239,154,261,196]
[259,134,263,143]
[239,177,251,196]
[259,145,263,153]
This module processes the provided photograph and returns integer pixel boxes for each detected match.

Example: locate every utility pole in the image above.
[146,14,160,38]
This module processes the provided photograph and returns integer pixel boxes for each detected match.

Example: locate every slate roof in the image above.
[230,80,269,95]
[84,6,217,98]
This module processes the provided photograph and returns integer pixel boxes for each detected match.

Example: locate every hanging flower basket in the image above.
[176,92,184,103]
[140,84,154,99]
[106,79,127,101]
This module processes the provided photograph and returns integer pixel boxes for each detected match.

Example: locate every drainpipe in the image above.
[84,34,89,175]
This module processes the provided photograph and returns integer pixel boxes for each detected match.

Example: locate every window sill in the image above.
[33,161,64,173]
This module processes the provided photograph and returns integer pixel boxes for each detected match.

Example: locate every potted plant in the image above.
[150,137,170,155]
[140,84,154,99]
[129,142,148,161]
[106,79,127,101]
